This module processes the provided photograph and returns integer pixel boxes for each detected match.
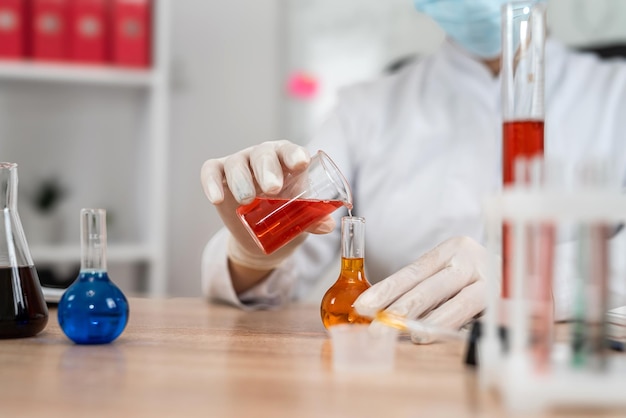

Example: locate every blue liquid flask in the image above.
[58,209,129,344]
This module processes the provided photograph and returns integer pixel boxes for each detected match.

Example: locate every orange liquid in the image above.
[320,257,372,329]
[237,197,345,255]
[502,120,544,298]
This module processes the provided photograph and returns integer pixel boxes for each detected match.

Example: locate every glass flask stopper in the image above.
[320,216,372,329]
[0,162,48,338]
[58,208,129,344]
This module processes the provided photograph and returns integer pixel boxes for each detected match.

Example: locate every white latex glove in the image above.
[200,140,336,270]
[354,236,496,344]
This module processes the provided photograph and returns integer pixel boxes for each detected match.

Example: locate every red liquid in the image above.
[237,197,345,254]
[503,120,544,184]
[528,223,556,372]
[0,265,49,338]
[502,120,544,298]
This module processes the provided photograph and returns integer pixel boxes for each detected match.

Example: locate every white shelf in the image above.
[0,62,155,87]
[3,0,170,297]
[31,244,153,264]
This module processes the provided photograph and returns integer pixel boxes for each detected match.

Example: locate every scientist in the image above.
[200,0,626,342]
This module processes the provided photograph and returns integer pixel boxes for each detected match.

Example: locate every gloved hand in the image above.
[200,140,336,271]
[354,236,497,344]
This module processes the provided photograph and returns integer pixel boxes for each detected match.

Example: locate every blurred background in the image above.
[0,0,625,297]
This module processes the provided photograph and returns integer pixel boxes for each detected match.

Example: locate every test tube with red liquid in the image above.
[501,1,547,298]
[502,1,551,371]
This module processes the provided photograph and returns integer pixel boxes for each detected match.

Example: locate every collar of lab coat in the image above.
[440,38,500,82]
[435,38,502,115]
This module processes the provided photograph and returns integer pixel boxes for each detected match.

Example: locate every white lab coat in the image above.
[202,39,626,320]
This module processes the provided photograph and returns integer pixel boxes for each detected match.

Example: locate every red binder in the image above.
[32,0,70,61]
[0,0,27,59]
[69,0,108,64]
[112,0,151,68]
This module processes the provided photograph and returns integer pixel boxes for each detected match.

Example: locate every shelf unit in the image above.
[0,62,155,86]
[0,0,171,297]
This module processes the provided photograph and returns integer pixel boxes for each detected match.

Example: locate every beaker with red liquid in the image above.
[237,150,352,255]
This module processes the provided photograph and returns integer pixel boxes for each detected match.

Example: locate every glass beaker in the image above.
[320,216,371,329]
[0,162,49,338]
[501,1,547,298]
[237,150,352,255]
[57,209,129,344]
[329,324,399,373]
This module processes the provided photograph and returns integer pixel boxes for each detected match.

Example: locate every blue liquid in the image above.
[57,271,129,344]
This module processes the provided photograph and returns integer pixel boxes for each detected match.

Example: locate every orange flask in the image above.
[320,216,371,329]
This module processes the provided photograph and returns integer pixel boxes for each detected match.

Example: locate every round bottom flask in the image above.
[320,216,371,329]
[58,209,129,344]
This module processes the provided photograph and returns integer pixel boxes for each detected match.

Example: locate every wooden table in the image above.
[0,298,618,418]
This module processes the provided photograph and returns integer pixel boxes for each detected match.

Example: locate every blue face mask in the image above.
[414,0,515,58]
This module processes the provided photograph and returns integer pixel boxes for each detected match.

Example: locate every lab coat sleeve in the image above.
[201,227,299,309]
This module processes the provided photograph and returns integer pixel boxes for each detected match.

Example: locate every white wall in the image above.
[283,0,443,141]
[0,0,283,297]
[549,0,626,46]
[167,0,282,296]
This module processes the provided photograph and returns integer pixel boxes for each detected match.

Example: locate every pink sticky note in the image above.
[287,72,318,100]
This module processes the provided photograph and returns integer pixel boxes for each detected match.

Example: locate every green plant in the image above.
[32,178,67,214]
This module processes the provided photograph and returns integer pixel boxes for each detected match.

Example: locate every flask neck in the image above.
[341,216,365,259]
[340,257,365,274]
[80,209,108,272]
[0,163,18,210]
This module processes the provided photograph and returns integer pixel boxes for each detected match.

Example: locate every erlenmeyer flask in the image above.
[320,216,371,329]
[0,162,49,338]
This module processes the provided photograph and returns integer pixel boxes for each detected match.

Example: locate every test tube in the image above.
[527,158,555,373]
[501,1,547,299]
[571,161,611,371]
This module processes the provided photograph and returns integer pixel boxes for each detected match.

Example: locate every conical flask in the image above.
[0,162,49,338]
[58,208,129,344]
[320,216,372,329]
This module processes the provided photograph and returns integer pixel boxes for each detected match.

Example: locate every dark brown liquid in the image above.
[0,266,49,338]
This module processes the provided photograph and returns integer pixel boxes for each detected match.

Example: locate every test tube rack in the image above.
[480,185,626,414]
